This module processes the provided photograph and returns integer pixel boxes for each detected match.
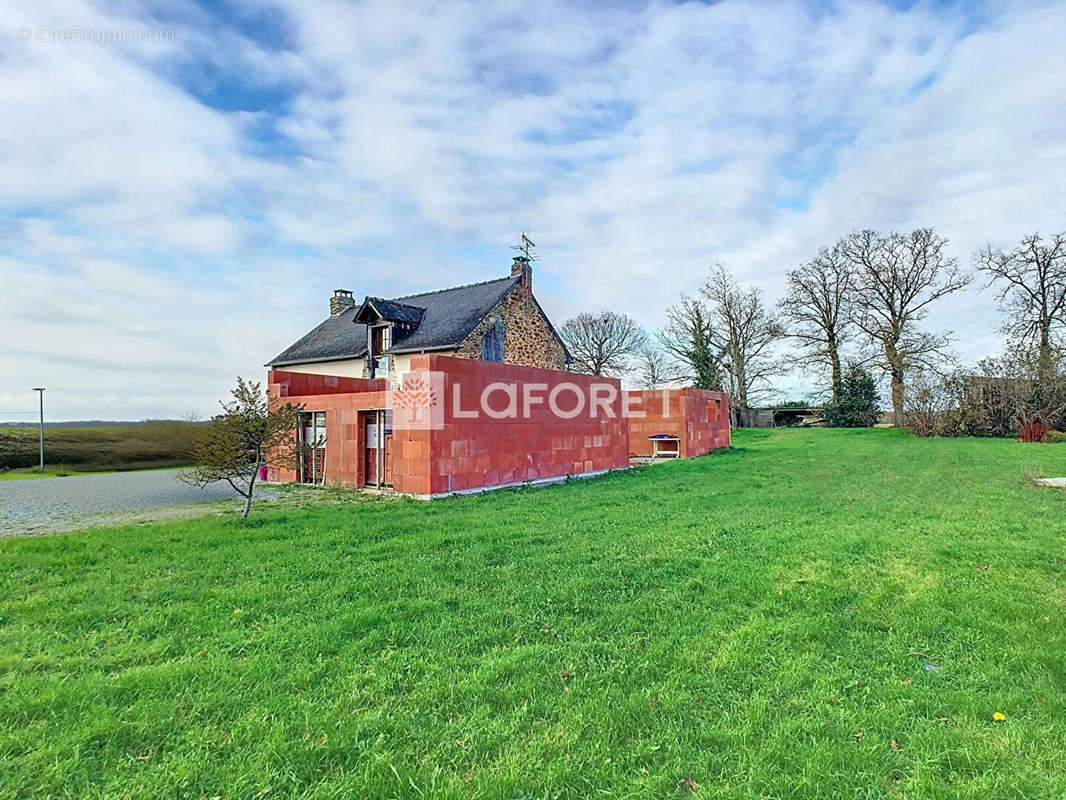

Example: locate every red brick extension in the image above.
[626,389,731,458]
[267,355,729,499]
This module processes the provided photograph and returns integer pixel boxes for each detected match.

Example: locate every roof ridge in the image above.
[367,296,426,310]
[391,274,516,302]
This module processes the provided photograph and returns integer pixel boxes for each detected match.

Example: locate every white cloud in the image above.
[1,0,1064,417]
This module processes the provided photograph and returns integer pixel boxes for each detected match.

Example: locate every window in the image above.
[372,324,391,353]
[371,324,392,378]
[481,321,504,362]
[300,411,327,484]
[302,411,326,446]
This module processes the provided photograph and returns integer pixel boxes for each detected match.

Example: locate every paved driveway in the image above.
[0,469,264,536]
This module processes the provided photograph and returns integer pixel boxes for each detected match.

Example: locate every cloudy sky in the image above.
[1,0,1063,420]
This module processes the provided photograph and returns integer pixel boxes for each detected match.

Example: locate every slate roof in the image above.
[267,275,521,367]
[265,303,368,366]
[358,297,426,326]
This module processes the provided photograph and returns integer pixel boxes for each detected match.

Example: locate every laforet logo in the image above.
[388,370,680,430]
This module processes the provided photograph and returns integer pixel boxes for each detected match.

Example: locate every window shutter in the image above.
[481,321,504,362]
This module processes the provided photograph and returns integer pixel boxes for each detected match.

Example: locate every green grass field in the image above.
[0,468,99,482]
[2,429,1065,798]
[0,421,197,474]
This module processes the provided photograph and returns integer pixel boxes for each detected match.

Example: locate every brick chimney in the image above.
[510,256,532,301]
[330,289,355,316]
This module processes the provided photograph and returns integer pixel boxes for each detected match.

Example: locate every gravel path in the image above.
[0,469,271,536]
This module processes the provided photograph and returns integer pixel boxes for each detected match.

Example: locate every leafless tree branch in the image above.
[778,243,857,402]
[974,231,1066,356]
[561,311,647,376]
[840,228,971,425]
[699,265,784,416]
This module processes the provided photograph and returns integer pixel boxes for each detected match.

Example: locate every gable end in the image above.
[455,282,568,370]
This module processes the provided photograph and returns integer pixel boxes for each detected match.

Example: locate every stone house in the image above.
[267,256,569,384]
[265,254,729,497]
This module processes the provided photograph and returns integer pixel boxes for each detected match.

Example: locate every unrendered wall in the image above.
[268,359,729,498]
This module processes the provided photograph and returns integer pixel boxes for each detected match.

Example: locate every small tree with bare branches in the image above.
[183,377,311,519]
[561,311,647,376]
[778,244,856,403]
[905,369,965,437]
[975,232,1066,366]
[636,345,673,389]
[840,228,971,426]
[700,266,784,418]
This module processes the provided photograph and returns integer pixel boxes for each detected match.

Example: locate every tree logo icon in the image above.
[389,371,444,430]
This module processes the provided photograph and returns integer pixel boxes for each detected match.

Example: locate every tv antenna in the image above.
[511,232,537,261]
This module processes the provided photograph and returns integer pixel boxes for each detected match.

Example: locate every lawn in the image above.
[0,469,98,482]
[1,428,1065,799]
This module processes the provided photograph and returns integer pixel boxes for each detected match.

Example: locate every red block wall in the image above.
[266,370,390,488]
[626,388,730,458]
[267,367,726,497]
[270,370,386,397]
[408,354,630,496]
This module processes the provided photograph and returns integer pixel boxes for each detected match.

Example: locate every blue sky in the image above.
[1,0,1064,419]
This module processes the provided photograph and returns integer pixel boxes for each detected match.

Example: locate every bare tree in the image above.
[560,311,647,376]
[182,377,311,519]
[778,244,856,403]
[700,266,783,418]
[975,232,1066,365]
[840,228,971,426]
[636,345,673,389]
[658,295,724,390]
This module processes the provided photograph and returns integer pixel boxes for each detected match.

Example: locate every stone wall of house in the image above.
[455,283,567,370]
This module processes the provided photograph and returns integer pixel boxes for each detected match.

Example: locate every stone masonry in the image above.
[455,269,567,370]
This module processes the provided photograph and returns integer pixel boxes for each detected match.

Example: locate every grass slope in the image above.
[0,422,197,473]
[1,429,1065,799]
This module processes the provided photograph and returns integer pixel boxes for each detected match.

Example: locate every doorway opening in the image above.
[362,409,393,488]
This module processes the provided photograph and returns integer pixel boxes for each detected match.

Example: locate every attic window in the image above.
[481,321,504,363]
[372,324,391,353]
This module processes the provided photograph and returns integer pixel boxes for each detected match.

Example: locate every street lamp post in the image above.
[32,388,45,472]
